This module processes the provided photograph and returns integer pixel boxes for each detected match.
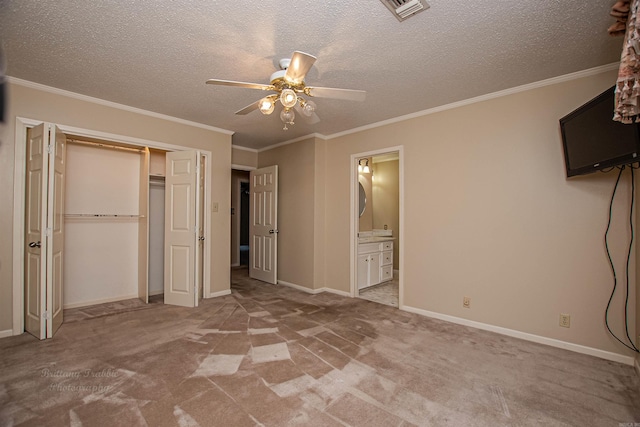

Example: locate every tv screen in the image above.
[560,86,640,177]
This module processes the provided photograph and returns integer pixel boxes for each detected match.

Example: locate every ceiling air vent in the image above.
[380,0,429,22]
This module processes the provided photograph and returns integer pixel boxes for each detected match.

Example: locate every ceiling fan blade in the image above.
[294,103,321,124]
[206,79,274,91]
[305,86,366,102]
[284,51,317,85]
[235,100,261,115]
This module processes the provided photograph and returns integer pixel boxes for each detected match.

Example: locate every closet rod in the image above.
[66,138,145,153]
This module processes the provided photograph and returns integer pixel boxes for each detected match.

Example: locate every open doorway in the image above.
[353,149,402,308]
[240,181,250,266]
[231,169,250,268]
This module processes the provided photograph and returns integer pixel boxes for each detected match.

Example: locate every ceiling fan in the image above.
[206,51,366,130]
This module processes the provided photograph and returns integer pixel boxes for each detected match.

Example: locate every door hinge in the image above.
[45,227,53,237]
[42,311,51,320]
[46,144,53,154]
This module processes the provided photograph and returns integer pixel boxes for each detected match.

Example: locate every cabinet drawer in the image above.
[382,241,393,251]
[380,265,393,282]
[358,242,382,254]
[381,251,393,266]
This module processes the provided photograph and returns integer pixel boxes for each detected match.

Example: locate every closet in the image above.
[23,122,206,339]
[64,139,149,308]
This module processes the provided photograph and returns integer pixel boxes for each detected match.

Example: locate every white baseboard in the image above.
[230,263,240,267]
[64,294,139,310]
[635,357,640,377]
[149,289,164,296]
[0,329,14,339]
[278,280,321,294]
[401,305,635,366]
[209,289,231,298]
[278,280,352,297]
[318,287,351,297]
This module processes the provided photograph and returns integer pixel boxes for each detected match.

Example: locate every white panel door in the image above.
[164,150,199,307]
[249,165,278,284]
[24,124,48,339]
[48,125,66,337]
[195,154,205,303]
[24,124,66,339]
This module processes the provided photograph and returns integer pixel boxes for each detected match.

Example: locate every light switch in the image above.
[212,202,219,213]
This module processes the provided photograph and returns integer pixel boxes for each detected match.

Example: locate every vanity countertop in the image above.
[358,236,395,243]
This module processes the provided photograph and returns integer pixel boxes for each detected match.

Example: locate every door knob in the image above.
[269,229,279,234]
[28,241,41,248]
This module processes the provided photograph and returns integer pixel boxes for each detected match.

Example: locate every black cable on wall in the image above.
[603,165,639,353]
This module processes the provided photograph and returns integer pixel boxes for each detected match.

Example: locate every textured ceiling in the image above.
[0,0,623,149]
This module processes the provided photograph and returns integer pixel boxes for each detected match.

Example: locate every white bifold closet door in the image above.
[164,150,204,307]
[24,123,66,340]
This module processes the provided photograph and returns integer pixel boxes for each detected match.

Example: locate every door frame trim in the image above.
[349,146,405,308]
[12,117,213,335]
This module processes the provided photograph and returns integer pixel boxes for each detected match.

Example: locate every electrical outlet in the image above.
[463,296,471,308]
[559,314,571,328]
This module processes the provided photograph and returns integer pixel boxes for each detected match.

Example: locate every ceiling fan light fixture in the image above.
[280,108,295,131]
[258,96,275,115]
[206,51,365,132]
[301,99,316,117]
[280,108,295,124]
[280,88,297,108]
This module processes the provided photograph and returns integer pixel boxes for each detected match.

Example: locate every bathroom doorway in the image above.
[352,148,403,308]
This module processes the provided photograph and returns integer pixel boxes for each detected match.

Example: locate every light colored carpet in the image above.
[1,268,639,426]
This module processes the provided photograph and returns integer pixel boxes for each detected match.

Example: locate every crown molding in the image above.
[325,62,620,140]
[7,76,235,136]
[237,62,619,150]
[256,132,327,153]
[231,145,258,153]
[10,62,619,150]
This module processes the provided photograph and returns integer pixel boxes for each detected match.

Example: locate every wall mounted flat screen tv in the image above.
[560,86,640,177]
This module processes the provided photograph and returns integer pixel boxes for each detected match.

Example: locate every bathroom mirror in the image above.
[358,182,366,217]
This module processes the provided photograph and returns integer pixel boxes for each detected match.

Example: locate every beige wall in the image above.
[313,138,327,290]
[0,81,232,333]
[323,69,638,358]
[232,146,258,169]
[372,159,400,269]
[258,138,317,290]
